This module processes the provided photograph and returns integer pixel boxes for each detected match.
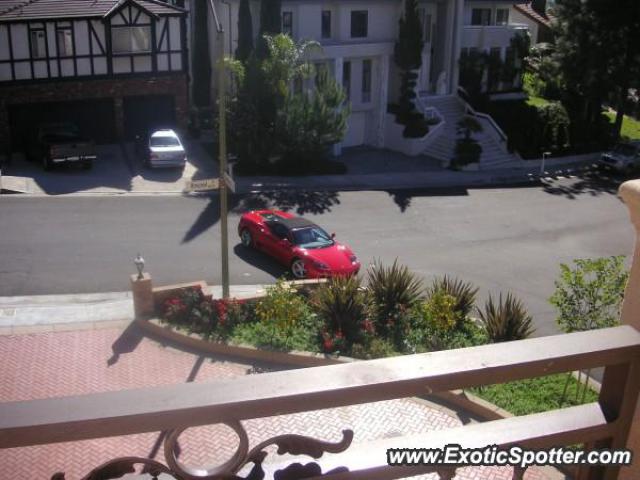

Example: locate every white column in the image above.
[333,56,344,156]
[441,0,456,94]
[618,180,640,479]
[450,0,464,94]
[376,54,390,148]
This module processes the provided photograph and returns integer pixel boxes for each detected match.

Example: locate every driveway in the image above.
[1,137,217,195]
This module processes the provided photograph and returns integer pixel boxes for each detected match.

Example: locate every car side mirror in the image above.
[331,233,336,239]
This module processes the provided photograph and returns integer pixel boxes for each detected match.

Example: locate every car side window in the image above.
[268,223,289,240]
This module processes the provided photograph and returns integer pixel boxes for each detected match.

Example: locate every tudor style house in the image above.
[200,0,530,164]
[0,0,188,152]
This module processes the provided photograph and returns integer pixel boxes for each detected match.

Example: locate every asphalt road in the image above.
[0,175,633,336]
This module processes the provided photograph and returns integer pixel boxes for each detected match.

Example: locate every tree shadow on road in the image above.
[182,191,341,244]
[385,187,470,212]
[540,170,623,200]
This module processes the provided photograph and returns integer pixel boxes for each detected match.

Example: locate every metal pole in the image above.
[218,28,230,299]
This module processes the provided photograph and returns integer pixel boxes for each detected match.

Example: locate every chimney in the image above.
[531,0,547,16]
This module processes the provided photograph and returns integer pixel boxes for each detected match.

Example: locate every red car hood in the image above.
[298,244,354,269]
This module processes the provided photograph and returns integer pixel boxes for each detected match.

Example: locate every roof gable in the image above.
[0,0,185,22]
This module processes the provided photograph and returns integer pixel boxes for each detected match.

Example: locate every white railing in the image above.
[457,86,509,152]
[462,23,529,49]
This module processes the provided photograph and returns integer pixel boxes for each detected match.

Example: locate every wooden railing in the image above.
[1,326,640,479]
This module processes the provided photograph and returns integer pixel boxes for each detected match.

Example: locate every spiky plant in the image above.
[478,293,535,342]
[366,260,424,323]
[428,275,479,323]
[313,275,366,344]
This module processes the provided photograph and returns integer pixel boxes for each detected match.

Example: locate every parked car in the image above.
[135,129,186,169]
[599,141,640,174]
[238,210,360,279]
[25,122,96,170]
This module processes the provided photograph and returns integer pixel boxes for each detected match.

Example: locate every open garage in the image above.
[8,99,116,150]
[122,95,176,140]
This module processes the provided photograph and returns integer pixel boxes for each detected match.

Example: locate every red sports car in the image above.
[238,210,360,279]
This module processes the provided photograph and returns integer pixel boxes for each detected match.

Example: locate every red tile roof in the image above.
[514,2,555,28]
[0,0,185,21]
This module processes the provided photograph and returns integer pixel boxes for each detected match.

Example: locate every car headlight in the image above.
[313,261,330,270]
[349,255,358,263]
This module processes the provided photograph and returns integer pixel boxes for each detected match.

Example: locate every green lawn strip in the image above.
[470,373,598,416]
[526,95,550,108]
[605,111,640,141]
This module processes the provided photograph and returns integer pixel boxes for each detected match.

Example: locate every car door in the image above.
[262,222,293,264]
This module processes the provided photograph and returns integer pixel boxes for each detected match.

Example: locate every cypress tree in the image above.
[394,0,423,135]
[192,0,211,106]
[256,0,282,59]
[236,0,254,62]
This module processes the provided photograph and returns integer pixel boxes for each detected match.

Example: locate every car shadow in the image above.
[233,244,289,278]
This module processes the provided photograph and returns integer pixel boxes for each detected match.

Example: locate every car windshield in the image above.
[613,144,638,156]
[291,227,334,249]
[150,136,180,147]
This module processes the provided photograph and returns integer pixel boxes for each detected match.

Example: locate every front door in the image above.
[418,4,437,93]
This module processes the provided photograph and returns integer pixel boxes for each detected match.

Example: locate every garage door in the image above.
[342,112,366,148]
[8,99,116,149]
[123,95,176,140]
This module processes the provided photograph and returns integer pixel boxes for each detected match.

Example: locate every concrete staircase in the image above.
[418,94,520,169]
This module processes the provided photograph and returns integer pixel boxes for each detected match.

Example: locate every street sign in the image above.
[223,172,235,193]
[184,177,219,192]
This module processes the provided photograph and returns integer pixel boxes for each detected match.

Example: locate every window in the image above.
[496,8,510,26]
[282,11,293,36]
[350,10,368,38]
[56,28,73,57]
[471,8,492,26]
[361,59,372,103]
[111,26,151,53]
[30,29,46,58]
[321,10,331,39]
[267,222,289,240]
[342,61,351,99]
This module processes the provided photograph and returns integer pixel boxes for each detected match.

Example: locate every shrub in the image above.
[477,293,535,342]
[366,260,424,329]
[549,257,628,333]
[312,275,367,345]
[428,276,479,326]
[254,279,317,348]
[350,337,397,360]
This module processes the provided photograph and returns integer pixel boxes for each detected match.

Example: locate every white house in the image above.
[0,0,189,150]
[190,0,529,158]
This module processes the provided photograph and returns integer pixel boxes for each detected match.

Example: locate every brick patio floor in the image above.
[0,325,559,479]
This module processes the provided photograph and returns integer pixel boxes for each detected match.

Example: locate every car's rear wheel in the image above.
[291,258,307,279]
[82,160,92,170]
[240,228,253,248]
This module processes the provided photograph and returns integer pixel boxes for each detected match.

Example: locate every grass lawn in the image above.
[470,373,598,416]
[605,111,640,141]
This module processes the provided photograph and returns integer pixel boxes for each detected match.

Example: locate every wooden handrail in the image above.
[1,326,639,450]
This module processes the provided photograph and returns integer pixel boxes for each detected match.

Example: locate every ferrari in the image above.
[238,210,360,279]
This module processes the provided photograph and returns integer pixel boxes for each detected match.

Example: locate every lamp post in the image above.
[209,0,230,299]
[134,253,145,280]
[541,151,551,176]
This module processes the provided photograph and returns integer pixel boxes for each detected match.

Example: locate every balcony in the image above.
[3,180,640,480]
[462,23,529,50]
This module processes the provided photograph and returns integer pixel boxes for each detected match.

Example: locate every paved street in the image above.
[0,174,631,336]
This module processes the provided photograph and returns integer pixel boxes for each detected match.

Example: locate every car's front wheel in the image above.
[291,258,307,279]
[240,228,253,248]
